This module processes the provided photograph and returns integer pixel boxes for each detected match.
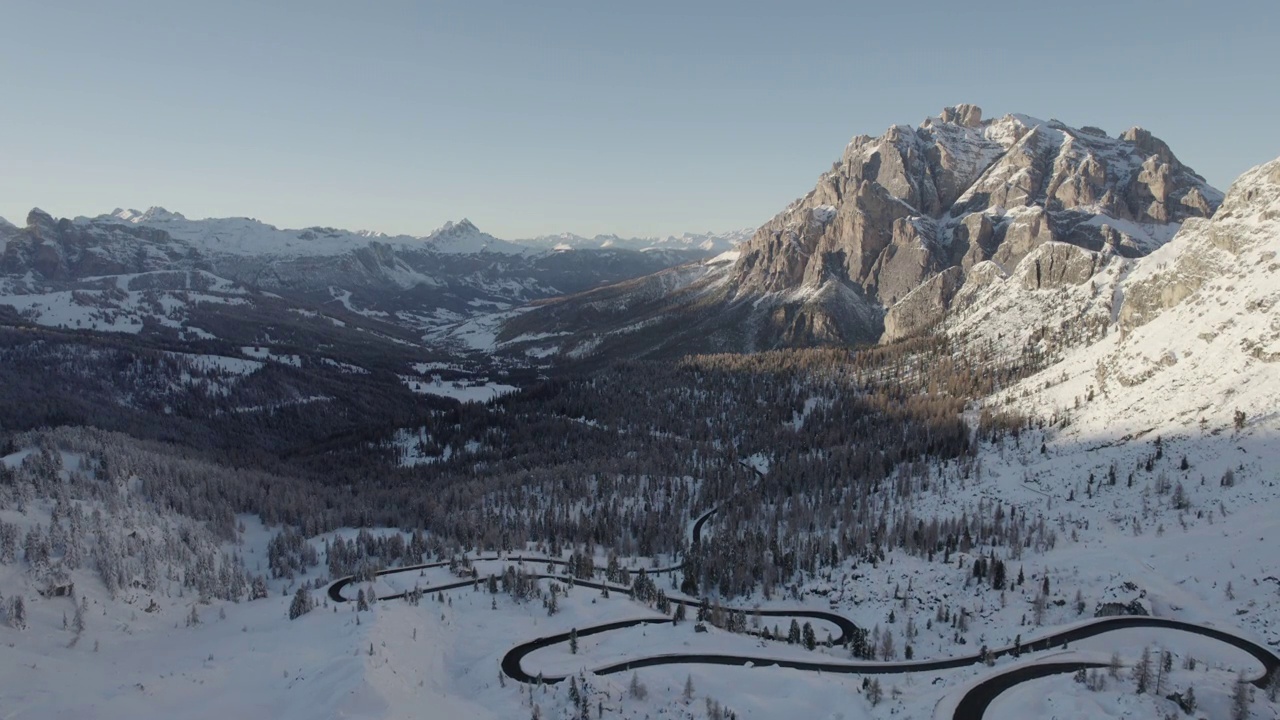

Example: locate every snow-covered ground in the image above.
[399,375,517,404]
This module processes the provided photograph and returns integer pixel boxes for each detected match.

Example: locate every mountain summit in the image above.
[729,104,1220,345]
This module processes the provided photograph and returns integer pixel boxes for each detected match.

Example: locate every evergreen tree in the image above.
[1182,685,1197,714]
[288,586,314,620]
[1232,671,1251,720]
[991,560,1006,590]
[9,595,26,630]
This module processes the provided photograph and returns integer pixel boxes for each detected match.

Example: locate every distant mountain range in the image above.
[518,229,754,254]
[46,207,750,258]
[0,206,744,358]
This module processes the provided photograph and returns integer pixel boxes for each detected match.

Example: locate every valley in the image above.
[2,106,1279,720]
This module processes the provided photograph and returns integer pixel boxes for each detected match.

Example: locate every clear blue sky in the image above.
[2,0,1276,238]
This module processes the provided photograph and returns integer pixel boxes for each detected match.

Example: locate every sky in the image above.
[2,0,1277,239]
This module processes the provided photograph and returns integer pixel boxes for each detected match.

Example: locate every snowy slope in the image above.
[967,156,1280,440]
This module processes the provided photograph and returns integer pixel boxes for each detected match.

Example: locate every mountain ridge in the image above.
[0,206,754,260]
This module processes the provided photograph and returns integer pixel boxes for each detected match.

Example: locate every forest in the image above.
[0,319,1064,604]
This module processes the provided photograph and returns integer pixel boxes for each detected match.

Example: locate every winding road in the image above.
[326,505,1280,719]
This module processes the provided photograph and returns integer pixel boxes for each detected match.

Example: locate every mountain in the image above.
[3,151,1280,720]
[517,229,754,254]
[91,207,533,257]
[80,208,750,258]
[0,208,716,354]
[498,105,1223,359]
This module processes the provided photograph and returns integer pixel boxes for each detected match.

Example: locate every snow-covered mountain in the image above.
[497,105,1224,358]
[0,207,720,353]
[75,208,751,258]
[89,207,531,257]
[518,228,754,254]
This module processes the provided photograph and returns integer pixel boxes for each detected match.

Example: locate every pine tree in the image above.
[1232,671,1251,720]
[802,622,817,651]
[682,674,695,703]
[867,678,883,706]
[1182,685,1197,713]
[569,627,578,654]
[10,595,26,630]
[628,672,647,700]
[288,586,313,620]
[1132,646,1152,694]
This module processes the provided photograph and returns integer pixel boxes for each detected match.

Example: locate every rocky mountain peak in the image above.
[938,103,983,128]
[437,218,479,236]
[111,206,188,224]
[725,106,1223,346]
[26,207,57,228]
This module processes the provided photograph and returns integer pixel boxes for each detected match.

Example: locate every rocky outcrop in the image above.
[1120,157,1280,330]
[1,209,200,280]
[1017,242,1107,290]
[882,267,964,342]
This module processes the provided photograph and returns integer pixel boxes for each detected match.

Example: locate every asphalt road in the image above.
[325,505,1280,719]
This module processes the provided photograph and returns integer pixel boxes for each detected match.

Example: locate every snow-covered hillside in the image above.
[956,156,1280,440]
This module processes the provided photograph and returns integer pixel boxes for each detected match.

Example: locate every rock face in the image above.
[727,105,1222,345]
[1120,156,1280,330]
[930,155,1280,441]
[1,209,201,280]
